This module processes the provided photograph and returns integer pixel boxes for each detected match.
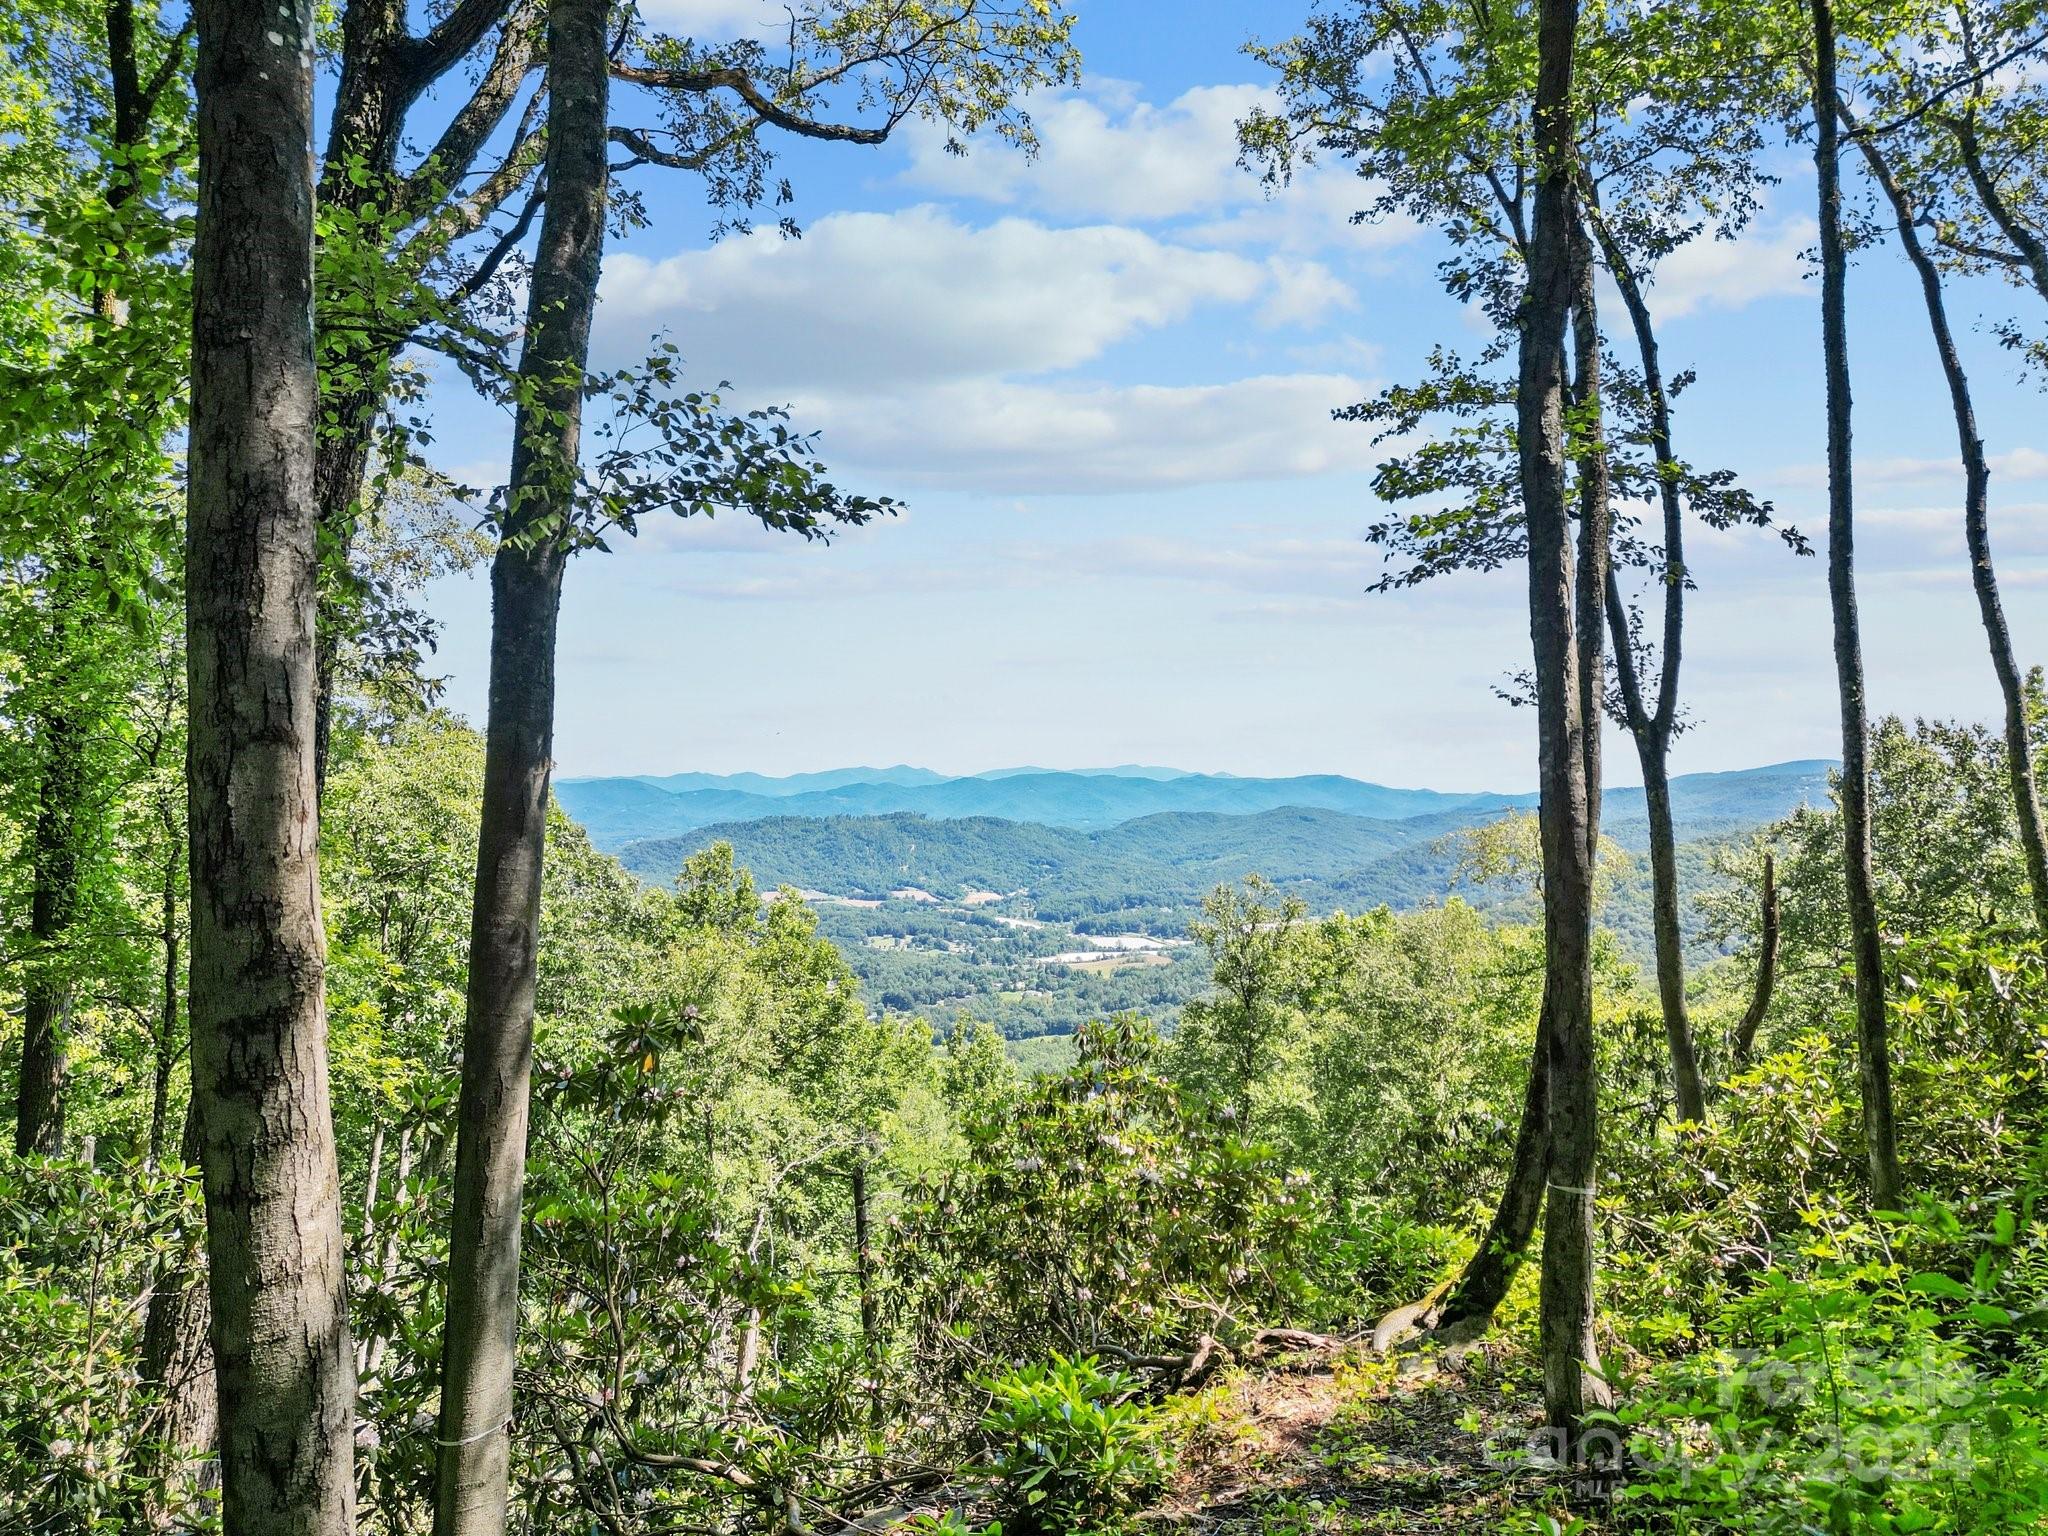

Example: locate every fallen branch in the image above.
[1095,1326,1344,1393]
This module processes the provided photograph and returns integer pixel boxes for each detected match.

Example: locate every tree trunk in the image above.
[358,1125,414,1384]
[188,0,357,1529]
[138,1101,221,1530]
[432,2,606,1530]
[1584,202,1709,1124]
[1430,987,1551,1335]
[14,0,176,1158]
[1847,117,2048,942]
[1406,75,1616,1365]
[1811,0,1903,1212]
[1522,0,1606,1455]
[148,829,181,1169]
[853,1162,881,1422]
[311,0,420,801]
[1568,216,1607,865]
[1639,739,1706,1117]
[1731,853,1778,1069]
[15,716,80,1155]
[1403,194,1622,1371]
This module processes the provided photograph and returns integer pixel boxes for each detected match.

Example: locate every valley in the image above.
[557,762,1833,1044]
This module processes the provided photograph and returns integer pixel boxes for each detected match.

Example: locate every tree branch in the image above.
[405,0,518,90]
[398,4,544,224]
[611,62,895,143]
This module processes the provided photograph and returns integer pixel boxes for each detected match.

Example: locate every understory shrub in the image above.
[1606,1176,2048,1534]
[977,1353,1172,1535]
[888,1016,1315,1379]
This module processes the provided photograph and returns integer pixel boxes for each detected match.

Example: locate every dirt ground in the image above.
[1149,1339,1630,1535]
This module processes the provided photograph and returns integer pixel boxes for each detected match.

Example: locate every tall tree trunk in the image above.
[147,826,180,1168]
[1419,202,1620,1355]
[1584,204,1709,1123]
[1523,0,1606,1454]
[1638,737,1706,1115]
[138,1100,221,1529]
[852,1162,881,1422]
[188,0,357,1528]
[1731,852,1778,1069]
[1429,986,1551,1336]
[1569,216,1608,866]
[358,1125,414,1384]
[310,0,425,802]
[1846,117,2048,941]
[433,2,606,1530]
[15,713,80,1155]
[1811,0,1903,1212]
[12,0,161,1158]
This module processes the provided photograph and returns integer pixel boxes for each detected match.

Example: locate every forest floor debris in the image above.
[1151,1339,1615,1534]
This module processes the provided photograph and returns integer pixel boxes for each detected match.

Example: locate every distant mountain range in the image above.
[556,761,1836,854]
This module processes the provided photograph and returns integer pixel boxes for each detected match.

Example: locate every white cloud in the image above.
[1776,447,2048,488]
[1897,447,2048,483]
[597,206,1340,387]
[1645,214,1816,320]
[629,0,785,38]
[788,372,1381,494]
[898,81,1420,255]
[1259,257,1358,326]
[900,83,1272,221]
[593,203,1373,497]
[1020,532,1388,594]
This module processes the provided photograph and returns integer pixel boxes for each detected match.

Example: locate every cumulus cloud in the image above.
[596,206,1347,386]
[1776,447,2048,488]
[585,77,1416,501]
[1014,532,1389,594]
[896,80,1420,254]
[629,0,784,38]
[787,373,1380,493]
[899,82,1274,221]
[645,523,1401,609]
[1644,214,1816,320]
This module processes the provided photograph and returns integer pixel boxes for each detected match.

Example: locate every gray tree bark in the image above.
[13,0,167,1158]
[1522,0,1608,1455]
[138,1101,221,1529]
[1731,853,1778,1070]
[188,0,357,1529]
[15,722,80,1156]
[1847,112,2048,943]
[1948,111,2048,304]
[1582,204,1709,1125]
[1811,0,1903,1212]
[432,1,608,1530]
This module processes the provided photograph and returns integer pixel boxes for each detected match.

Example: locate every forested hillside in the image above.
[7,1,2048,1535]
[611,765,1825,910]
[598,768,1825,1036]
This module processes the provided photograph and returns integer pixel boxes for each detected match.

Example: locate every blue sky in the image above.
[416,0,2048,790]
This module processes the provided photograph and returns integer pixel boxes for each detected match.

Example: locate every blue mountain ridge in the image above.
[556,761,1835,853]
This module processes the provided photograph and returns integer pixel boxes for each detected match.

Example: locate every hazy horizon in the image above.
[558,755,1841,796]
